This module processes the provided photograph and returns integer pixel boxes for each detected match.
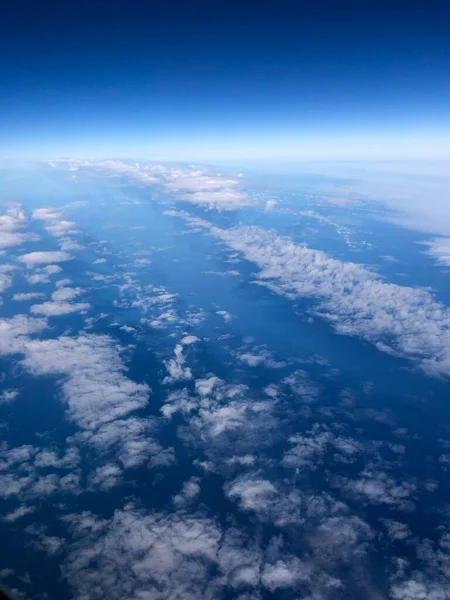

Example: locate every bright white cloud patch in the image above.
[0,389,20,405]
[174,212,450,377]
[12,292,46,302]
[0,205,39,250]
[65,160,254,210]
[30,301,90,316]
[17,251,72,267]
[163,336,199,384]
[22,334,149,431]
[422,237,450,267]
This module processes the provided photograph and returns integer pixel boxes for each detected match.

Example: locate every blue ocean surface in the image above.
[0,160,450,599]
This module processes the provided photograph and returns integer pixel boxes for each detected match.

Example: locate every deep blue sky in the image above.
[1,0,450,160]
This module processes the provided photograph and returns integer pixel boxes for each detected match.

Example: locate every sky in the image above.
[1,0,450,160]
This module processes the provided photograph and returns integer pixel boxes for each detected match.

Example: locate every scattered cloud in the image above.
[172,212,450,377]
[0,389,20,405]
[172,476,201,508]
[30,301,90,316]
[17,251,72,267]
[12,292,45,301]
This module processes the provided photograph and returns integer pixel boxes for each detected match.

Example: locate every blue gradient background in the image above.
[1,0,449,160]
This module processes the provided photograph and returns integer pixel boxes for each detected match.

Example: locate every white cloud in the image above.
[173,213,450,377]
[163,337,199,384]
[172,476,201,508]
[21,334,150,432]
[237,349,285,368]
[380,519,411,541]
[30,301,90,316]
[0,443,81,502]
[42,264,63,275]
[63,506,223,600]
[89,463,122,491]
[0,205,38,250]
[0,389,20,405]
[0,231,39,249]
[334,469,416,510]
[68,160,254,211]
[422,237,450,267]
[3,505,36,522]
[51,286,82,302]
[0,273,12,293]
[25,273,50,285]
[12,292,45,301]
[261,557,311,591]
[216,310,234,322]
[227,476,278,512]
[18,251,72,267]
[0,314,47,356]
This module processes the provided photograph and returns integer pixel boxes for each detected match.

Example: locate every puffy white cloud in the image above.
[261,557,311,591]
[32,207,80,256]
[63,506,223,600]
[0,205,38,249]
[227,476,278,512]
[3,505,35,522]
[334,469,416,510]
[173,212,450,377]
[12,292,45,301]
[32,207,61,221]
[66,160,254,210]
[0,443,81,502]
[30,301,90,316]
[380,519,411,541]
[42,264,63,275]
[30,286,91,317]
[0,389,20,404]
[172,476,201,508]
[51,286,82,302]
[0,273,12,293]
[17,251,72,267]
[21,334,150,432]
[89,463,122,491]
[422,237,450,267]
[0,231,38,249]
[25,273,50,285]
[163,337,199,384]
[237,349,285,368]
[216,309,234,322]
[0,314,47,356]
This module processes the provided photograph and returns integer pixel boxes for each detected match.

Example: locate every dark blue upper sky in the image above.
[1,0,450,160]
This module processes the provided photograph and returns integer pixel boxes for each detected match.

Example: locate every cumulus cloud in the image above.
[0,205,39,250]
[89,463,122,491]
[334,468,416,510]
[12,292,45,301]
[21,334,150,432]
[0,443,81,502]
[0,314,47,356]
[17,251,72,267]
[163,336,199,384]
[422,237,450,267]
[0,273,12,293]
[172,212,450,377]
[0,389,20,405]
[3,505,36,522]
[30,301,90,316]
[172,476,201,509]
[25,273,50,285]
[42,264,63,275]
[60,504,320,600]
[65,160,254,210]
